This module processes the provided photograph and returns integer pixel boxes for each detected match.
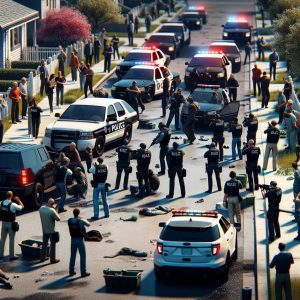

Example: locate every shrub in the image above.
[0,80,13,92]
[0,69,35,80]
[11,61,40,70]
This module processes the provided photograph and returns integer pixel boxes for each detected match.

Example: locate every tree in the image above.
[37,7,91,47]
[76,0,123,33]
[269,0,300,19]
[257,0,273,27]
[286,22,300,76]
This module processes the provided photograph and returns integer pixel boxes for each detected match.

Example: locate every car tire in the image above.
[122,124,132,145]
[144,88,154,103]
[232,234,238,261]
[154,267,164,279]
[31,182,44,209]
[222,253,230,280]
[94,136,105,156]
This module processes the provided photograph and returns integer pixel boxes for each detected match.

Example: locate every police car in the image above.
[189,84,240,125]
[179,12,202,30]
[154,210,237,278]
[209,40,241,73]
[158,22,191,46]
[43,98,139,156]
[184,52,232,89]
[222,17,253,44]
[116,47,170,79]
[111,64,181,102]
[186,5,208,24]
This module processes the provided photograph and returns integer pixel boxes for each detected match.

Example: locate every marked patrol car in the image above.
[43,98,139,156]
[186,5,208,24]
[158,22,191,47]
[179,12,202,30]
[189,84,240,125]
[115,47,170,79]
[222,17,253,44]
[111,64,181,102]
[154,210,237,278]
[184,51,232,89]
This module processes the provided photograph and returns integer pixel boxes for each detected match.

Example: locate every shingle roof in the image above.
[0,0,39,29]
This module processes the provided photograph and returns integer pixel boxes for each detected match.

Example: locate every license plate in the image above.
[182,248,192,256]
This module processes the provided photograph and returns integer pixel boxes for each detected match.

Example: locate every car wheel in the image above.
[232,234,238,261]
[31,182,44,209]
[122,124,132,145]
[94,136,105,156]
[144,88,154,103]
[222,253,230,280]
[154,267,164,279]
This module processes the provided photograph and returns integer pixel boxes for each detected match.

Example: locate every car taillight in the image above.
[20,168,30,186]
[156,242,163,254]
[211,244,220,256]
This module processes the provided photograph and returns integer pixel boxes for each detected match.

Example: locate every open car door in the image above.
[220,101,240,122]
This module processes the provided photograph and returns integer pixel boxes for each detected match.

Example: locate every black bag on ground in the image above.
[84,230,102,242]
[93,87,109,98]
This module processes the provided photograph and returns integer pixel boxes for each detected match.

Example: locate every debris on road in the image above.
[84,230,103,242]
[139,206,172,216]
[104,247,148,258]
[229,165,236,168]
[195,199,204,204]
[120,215,138,222]
[199,136,209,141]
[105,240,115,243]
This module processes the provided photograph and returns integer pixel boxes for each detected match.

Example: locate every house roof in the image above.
[0,0,39,29]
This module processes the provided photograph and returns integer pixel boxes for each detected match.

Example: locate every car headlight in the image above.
[196,21,201,25]
[235,57,241,63]
[111,86,116,91]
[223,32,228,37]
[116,66,121,70]
[245,32,251,37]
[185,71,190,76]
[207,111,217,115]
[217,72,224,78]
[79,131,94,140]
[45,128,52,138]
[168,46,174,51]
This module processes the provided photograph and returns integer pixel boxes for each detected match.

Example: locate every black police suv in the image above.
[179,12,202,30]
[0,144,56,208]
[158,22,191,46]
[186,5,208,24]
[222,18,252,44]
[143,33,181,59]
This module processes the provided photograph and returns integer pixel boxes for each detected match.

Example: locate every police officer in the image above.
[154,122,171,175]
[183,97,199,144]
[136,143,151,198]
[204,142,221,193]
[166,88,184,130]
[243,113,258,144]
[161,73,170,117]
[115,142,131,190]
[166,142,185,198]
[242,139,261,192]
[262,181,282,242]
[228,117,243,160]
[209,114,225,161]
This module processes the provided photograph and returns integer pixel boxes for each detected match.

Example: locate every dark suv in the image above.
[0,144,56,208]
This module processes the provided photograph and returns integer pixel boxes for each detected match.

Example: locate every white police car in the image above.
[43,98,139,156]
[154,210,237,278]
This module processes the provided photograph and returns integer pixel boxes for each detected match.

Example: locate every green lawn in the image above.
[272,71,289,84]
[256,27,273,35]
[257,90,281,102]
[107,32,146,38]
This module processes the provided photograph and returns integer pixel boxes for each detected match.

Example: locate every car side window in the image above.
[22,150,38,169]
[160,67,170,77]
[153,52,158,61]
[219,218,229,234]
[37,147,49,161]
[114,102,126,117]
[155,68,162,79]
[157,50,164,59]
[107,105,117,119]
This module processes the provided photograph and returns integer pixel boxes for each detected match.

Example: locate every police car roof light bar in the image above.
[228,17,247,23]
[133,46,156,50]
[188,5,205,10]
[135,62,158,66]
[172,210,219,217]
[197,84,221,89]
[198,51,223,55]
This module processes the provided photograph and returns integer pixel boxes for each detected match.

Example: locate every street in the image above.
[1,0,255,299]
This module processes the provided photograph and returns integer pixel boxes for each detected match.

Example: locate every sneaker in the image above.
[81,272,91,278]
[166,195,173,198]
[104,215,109,218]
[50,259,60,264]
[91,216,99,220]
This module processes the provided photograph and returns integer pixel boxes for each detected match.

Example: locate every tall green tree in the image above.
[286,22,300,76]
[269,0,300,19]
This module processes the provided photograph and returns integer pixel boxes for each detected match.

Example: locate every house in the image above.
[0,0,39,68]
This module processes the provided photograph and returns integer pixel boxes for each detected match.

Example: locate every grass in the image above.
[276,149,295,170]
[107,32,146,38]
[150,24,160,32]
[272,71,289,84]
[64,88,83,104]
[120,51,129,58]
[160,18,168,23]
[257,90,281,102]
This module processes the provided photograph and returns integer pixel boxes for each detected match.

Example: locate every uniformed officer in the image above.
[262,181,282,242]
[136,143,151,198]
[154,122,171,175]
[242,139,261,192]
[166,88,184,130]
[223,171,243,229]
[161,73,170,117]
[115,142,131,190]
[243,113,258,144]
[204,142,221,193]
[228,117,243,160]
[166,142,185,198]
[183,97,199,144]
[209,114,225,161]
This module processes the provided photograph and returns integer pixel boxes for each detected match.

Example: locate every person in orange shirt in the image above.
[9,82,21,124]
[69,51,80,82]
[252,64,262,97]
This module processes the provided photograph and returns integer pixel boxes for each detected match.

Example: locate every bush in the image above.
[0,69,35,80]
[11,61,40,70]
[269,0,300,19]
[0,80,13,92]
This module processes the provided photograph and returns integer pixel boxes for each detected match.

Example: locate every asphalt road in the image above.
[1,1,255,299]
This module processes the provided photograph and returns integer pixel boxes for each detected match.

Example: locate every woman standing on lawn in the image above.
[55,71,66,108]
[46,74,56,113]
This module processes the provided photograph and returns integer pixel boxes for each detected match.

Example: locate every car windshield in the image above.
[209,45,239,54]
[126,52,152,61]
[123,69,153,80]
[225,22,250,29]
[192,90,224,104]
[0,153,21,169]
[160,225,220,242]
[190,57,222,67]
[182,14,199,18]
[160,25,183,33]
[148,36,174,43]
[60,105,106,122]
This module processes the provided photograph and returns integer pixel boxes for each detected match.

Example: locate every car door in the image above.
[160,66,174,92]
[220,99,240,122]
[113,102,127,138]
[223,56,232,79]
[156,49,166,66]
[154,67,164,96]
[220,217,235,253]
[105,105,119,142]
[37,147,55,188]
[183,25,189,41]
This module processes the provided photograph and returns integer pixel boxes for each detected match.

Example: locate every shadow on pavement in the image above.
[40,275,89,290]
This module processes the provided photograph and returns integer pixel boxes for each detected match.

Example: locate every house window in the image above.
[10,27,21,50]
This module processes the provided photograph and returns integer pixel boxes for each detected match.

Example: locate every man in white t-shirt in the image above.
[0,191,24,260]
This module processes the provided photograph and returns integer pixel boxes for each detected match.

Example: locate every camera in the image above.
[258,184,270,191]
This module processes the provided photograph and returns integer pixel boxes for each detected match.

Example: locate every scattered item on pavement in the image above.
[229,165,235,168]
[223,145,230,149]
[155,164,160,168]
[102,232,111,238]
[150,239,157,244]
[105,153,118,158]
[69,200,93,207]
[84,230,102,242]
[35,270,54,283]
[287,176,294,181]
[275,168,293,176]
[130,185,139,195]
[171,136,182,140]
[195,199,204,203]
[19,240,48,260]
[105,240,115,243]
[104,247,148,258]
[139,206,172,216]
[111,207,138,213]
[199,136,209,141]
[120,215,138,222]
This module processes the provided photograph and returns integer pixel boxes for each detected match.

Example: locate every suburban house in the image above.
[0,0,39,68]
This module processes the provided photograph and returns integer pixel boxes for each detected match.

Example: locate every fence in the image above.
[22,46,60,62]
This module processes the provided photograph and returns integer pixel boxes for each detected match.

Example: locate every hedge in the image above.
[0,69,36,80]
[11,61,40,70]
[0,80,14,92]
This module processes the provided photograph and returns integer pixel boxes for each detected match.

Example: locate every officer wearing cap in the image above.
[153,122,171,175]
[115,141,131,190]
[166,142,185,198]
[243,113,258,144]
[242,139,261,192]
[204,142,221,193]
[262,181,282,242]
[136,143,151,198]
[209,114,225,161]
[166,88,184,130]
[263,120,280,171]
[228,117,243,160]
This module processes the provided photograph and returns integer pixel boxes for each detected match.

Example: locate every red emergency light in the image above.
[197,84,221,89]
[171,210,219,217]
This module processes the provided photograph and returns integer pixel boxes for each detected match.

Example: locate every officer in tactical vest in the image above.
[209,114,225,161]
[136,143,151,198]
[262,181,282,242]
[243,113,258,144]
[115,142,132,190]
[242,139,261,192]
[166,142,186,198]
[89,157,109,220]
[204,142,222,193]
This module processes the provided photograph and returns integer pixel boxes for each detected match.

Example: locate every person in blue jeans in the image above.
[68,208,90,277]
[228,117,243,160]
[89,157,109,220]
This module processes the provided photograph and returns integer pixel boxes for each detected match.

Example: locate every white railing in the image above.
[22,46,60,61]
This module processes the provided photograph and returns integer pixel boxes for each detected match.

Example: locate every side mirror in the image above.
[106,115,117,122]
[221,25,224,27]
[159,222,166,227]
[185,62,189,65]
[54,113,60,118]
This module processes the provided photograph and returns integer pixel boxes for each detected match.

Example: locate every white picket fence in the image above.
[22,46,60,62]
